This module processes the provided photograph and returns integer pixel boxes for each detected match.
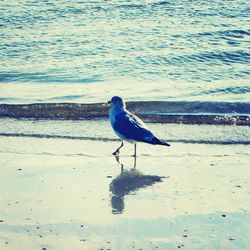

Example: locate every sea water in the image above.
[0,0,250,104]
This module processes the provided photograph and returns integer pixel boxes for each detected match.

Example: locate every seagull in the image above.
[108,96,170,157]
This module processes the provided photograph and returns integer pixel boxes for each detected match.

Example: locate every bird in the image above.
[108,96,170,157]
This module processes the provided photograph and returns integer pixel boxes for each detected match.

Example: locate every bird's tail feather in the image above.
[151,137,171,147]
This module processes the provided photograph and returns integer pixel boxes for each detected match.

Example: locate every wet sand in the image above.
[0,132,249,250]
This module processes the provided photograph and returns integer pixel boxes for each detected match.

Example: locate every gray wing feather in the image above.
[113,111,154,143]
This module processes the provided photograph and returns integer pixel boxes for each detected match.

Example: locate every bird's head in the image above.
[108,96,126,110]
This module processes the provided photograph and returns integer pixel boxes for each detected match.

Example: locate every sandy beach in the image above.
[0,120,249,250]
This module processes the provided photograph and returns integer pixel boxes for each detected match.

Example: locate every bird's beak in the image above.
[103,101,111,107]
[104,100,111,107]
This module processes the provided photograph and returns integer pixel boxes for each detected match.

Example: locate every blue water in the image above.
[0,0,250,104]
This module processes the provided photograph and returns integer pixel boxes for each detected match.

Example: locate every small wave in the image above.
[161,50,250,66]
[200,86,250,95]
[152,1,171,7]
[0,133,249,145]
[220,29,250,39]
[48,95,86,101]
[0,149,103,158]
[174,29,250,39]
[0,102,249,125]
[0,72,103,84]
[0,133,117,142]
[0,97,17,102]
[169,139,250,145]
[115,3,147,9]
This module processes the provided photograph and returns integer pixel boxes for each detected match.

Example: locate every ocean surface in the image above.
[1,0,250,105]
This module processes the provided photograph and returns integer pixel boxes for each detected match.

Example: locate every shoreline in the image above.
[0,132,250,145]
[1,119,249,146]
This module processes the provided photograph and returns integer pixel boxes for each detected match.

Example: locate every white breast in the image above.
[109,108,134,143]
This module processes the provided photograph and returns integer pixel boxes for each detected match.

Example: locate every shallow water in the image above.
[1,0,250,103]
[1,118,250,145]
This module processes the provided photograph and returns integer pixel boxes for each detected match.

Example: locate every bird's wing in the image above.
[113,111,154,143]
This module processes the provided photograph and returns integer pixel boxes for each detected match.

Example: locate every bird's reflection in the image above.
[110,156,165,214]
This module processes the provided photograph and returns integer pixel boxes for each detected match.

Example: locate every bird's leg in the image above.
[112,141,123,155]
[132,143,137,158]
[133,154,137,169]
